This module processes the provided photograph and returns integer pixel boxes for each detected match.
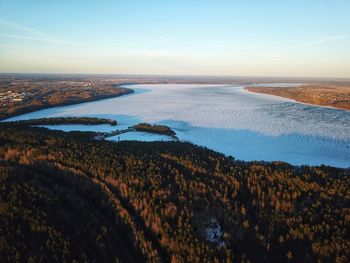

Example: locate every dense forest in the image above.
[0,123,349,262]
[133,123,177,137]
[8,117,117,126]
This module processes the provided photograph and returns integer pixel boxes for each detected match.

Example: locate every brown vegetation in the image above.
[0,77,133,120]
[0,123,349,262]
[245,85,350,110]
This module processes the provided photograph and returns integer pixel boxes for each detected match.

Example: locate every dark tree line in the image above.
[6,117,117,126]
[133,123,177,137]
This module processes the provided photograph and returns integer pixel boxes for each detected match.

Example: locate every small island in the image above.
[2,118,178,141]
[245,84,350,110]
[95,123,178,140]
[133,123,177,138]
[5,117,117,126]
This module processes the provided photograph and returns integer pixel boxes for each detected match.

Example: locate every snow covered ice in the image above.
[5,84,350,168]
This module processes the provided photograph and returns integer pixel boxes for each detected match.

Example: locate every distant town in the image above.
[0,75,137,120]
[0,90,27,105]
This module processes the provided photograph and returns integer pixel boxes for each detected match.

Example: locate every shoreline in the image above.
[3,83,349,168]
[0,87,134,122]
[244,87,350,111]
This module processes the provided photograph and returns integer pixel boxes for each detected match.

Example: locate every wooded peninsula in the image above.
[7,117,118,126]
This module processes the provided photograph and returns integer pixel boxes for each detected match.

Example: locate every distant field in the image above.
[245,85,350,110]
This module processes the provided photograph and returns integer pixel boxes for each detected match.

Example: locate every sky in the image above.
[0,0,350,78]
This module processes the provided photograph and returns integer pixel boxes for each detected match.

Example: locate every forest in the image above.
[0,123,349,262]
[133,123,177,137]
[8,117,117,126]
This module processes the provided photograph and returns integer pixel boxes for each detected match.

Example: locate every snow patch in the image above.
[205,218,226,247]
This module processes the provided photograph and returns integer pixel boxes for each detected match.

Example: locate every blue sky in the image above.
[0,0,350,77]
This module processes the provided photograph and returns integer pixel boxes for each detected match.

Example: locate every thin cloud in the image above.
[0,33,102,47]
[0,32,124,50]
[256,35,349,58]
[0,33,68,44]
[0,19,125,49]
[0,19,57,40]
[291,35,349,48]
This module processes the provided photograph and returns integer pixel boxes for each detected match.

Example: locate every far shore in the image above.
[0,86,134,121]
[244,85,350,111]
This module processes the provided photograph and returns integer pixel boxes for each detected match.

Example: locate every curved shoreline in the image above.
[244,86,350,111]
[0,86,134,122]
[4,83,349,168]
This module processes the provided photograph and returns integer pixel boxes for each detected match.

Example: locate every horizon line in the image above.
[0,71,350,81]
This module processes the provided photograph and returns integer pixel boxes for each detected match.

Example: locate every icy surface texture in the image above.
[5,84,350,167]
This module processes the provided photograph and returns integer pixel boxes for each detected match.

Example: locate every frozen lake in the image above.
[5,84,350,168]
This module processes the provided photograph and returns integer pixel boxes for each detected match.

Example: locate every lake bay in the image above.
[6,84,350,168]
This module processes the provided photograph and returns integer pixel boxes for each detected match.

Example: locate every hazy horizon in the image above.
[2,72,350,82]
[1,1,350,78]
